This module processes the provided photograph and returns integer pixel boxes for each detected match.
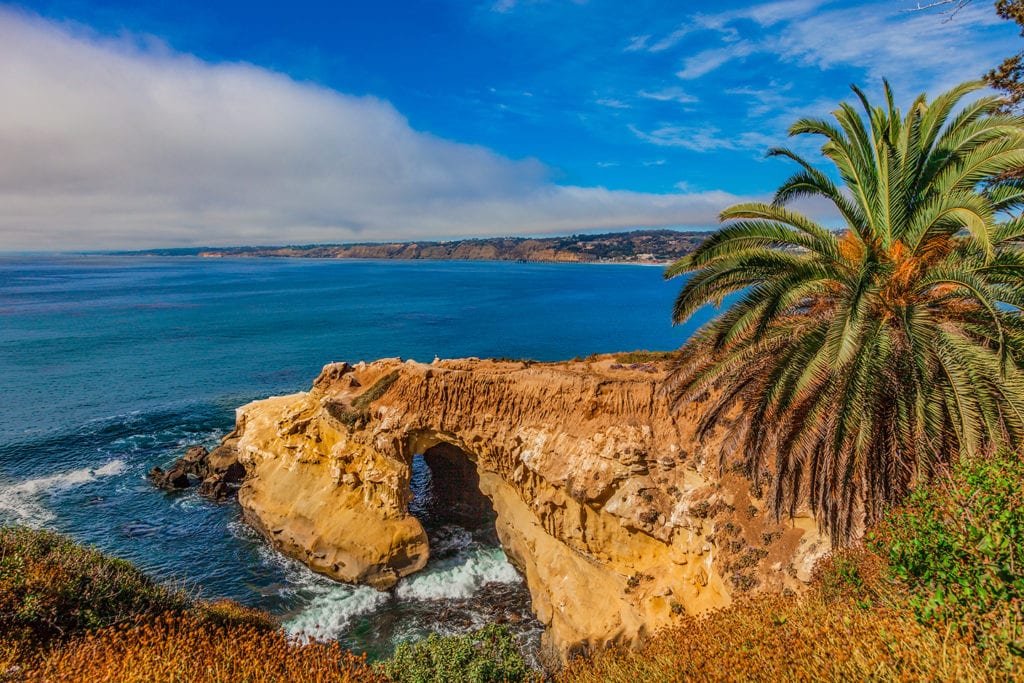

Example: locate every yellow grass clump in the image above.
[16,612,385,683]
[558,550,1019,683]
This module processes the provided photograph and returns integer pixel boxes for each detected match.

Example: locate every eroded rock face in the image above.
[221,356,830,661]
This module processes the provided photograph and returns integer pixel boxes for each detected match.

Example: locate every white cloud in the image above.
[629,124,778,152]
[647,26,696,52]
[624,34,651,52]
[595,97,631,109]
[668,1,1009,93]
[0,9,743,250]
[726,82,795,117]
[765,2,1007,90]
[637,87,698,104]
[491,0,589,14]
[676,42,755,80]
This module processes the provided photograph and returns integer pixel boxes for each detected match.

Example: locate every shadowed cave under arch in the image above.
[408,442,501,552]
[401,441,544,663]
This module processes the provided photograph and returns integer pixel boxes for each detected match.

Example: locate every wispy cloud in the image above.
[647,26,696,52]
[726,82,795,117]
[676,42,754,80]
[491,0,589,14]
[637,87,698,104]
[0,9,741,250]
[624,34,650,52]
[629,124,777,152]
[595,97,631,109]
[667,1,1007,91]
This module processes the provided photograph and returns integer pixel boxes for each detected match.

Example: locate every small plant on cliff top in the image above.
[377,624,530,683]
[352,370,401,411]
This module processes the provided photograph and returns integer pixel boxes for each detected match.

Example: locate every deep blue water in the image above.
[0,255,707,658]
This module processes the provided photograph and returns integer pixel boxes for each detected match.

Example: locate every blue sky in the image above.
[0,0,1020,249]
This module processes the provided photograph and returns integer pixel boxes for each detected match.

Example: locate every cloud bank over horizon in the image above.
[0,9,744,251]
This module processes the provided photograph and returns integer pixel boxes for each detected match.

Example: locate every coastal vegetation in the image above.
[2,443,1021,680]
[664,80,1024,541]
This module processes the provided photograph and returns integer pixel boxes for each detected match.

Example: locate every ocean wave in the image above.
[285,585,391,642]
[0,459,127,527]
[395,545,521,602]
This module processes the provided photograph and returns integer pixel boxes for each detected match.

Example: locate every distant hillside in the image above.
[133,230,713,264]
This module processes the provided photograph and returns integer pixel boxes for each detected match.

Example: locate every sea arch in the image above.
[227,357,827,659]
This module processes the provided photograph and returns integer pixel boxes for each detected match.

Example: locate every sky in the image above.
[0,0,1020,250]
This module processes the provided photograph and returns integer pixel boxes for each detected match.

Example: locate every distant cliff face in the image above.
[218,357,829,662]
[192,229,712,264]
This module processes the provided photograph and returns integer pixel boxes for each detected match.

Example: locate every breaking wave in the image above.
[0,459,127,527]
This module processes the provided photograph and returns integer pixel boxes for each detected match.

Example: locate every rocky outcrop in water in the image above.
[149,445,245,501]
[214,356,830,662]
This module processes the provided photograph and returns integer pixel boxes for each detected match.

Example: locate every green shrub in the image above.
[613,350,675,364]
[377,624,530,683]
[0,526,189,646]
[352,370,401,410]
[870,448,1024,657]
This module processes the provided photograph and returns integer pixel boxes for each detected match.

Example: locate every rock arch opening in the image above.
[409,442,498,544]
[402,441,543,664]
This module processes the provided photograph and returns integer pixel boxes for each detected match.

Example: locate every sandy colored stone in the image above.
[222,356,830,660]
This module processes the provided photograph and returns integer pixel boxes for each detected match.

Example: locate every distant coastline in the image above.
[120,229,712,265]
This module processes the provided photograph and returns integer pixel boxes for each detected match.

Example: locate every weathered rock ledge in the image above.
[210,356,829,662]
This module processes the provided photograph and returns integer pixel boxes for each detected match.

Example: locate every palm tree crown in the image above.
[665,81,1024,542]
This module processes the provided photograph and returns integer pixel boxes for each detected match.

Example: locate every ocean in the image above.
[0,255,711,660]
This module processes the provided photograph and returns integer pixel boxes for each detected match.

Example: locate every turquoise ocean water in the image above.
[0,255,710,659]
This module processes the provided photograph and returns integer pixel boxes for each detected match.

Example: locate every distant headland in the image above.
[124,229,713,264]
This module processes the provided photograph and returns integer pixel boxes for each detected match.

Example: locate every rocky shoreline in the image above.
[160,355,830,663]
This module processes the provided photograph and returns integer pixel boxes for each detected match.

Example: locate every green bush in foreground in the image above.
[871,448,1024,657]
[377,623,531,683]
[0,526,189,645]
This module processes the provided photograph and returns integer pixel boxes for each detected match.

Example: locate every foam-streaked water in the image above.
[0,255,708,660]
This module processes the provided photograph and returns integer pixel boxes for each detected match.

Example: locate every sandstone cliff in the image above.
[187,229,711,264]
[214,356,829,662]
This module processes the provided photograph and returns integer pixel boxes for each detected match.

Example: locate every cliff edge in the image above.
[212,356,830,662]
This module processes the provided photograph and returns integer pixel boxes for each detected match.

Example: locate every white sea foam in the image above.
[230,519,523,645]
[285,584,391,642]
[396,546,521,602]
[0,459,128,527]
[227,520,393,642]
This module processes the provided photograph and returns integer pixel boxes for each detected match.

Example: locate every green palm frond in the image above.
[663,80,1024,543]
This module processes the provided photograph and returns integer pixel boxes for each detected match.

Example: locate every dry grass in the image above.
[0,527,380,682]
[558,550,1020,683]
[14,613,384,683]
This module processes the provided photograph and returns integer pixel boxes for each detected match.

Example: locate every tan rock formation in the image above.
[218,356,829,662]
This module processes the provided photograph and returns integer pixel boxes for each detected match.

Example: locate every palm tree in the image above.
[665,81,1024,542]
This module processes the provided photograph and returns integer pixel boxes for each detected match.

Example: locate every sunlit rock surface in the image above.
[214,356,829,661]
